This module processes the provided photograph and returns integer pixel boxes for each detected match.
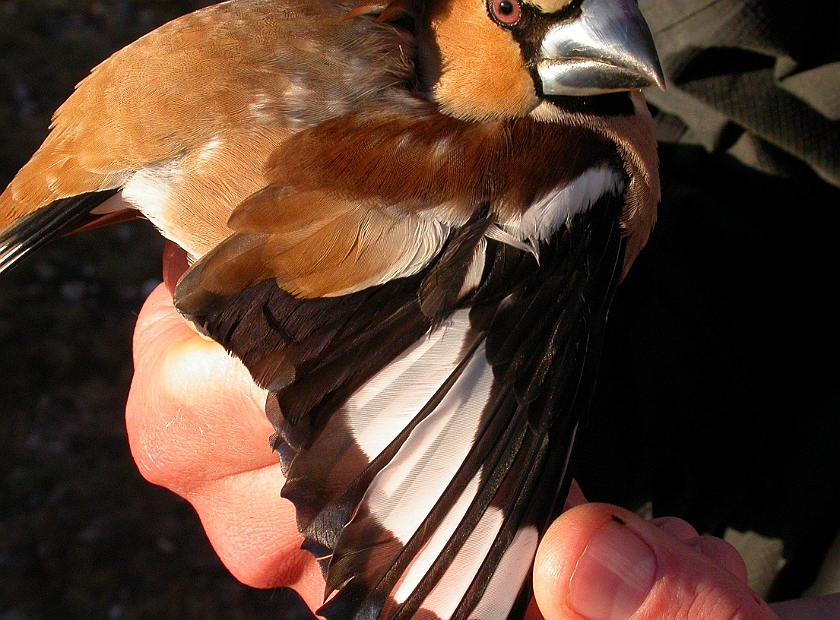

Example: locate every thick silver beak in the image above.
[537,0,665,97]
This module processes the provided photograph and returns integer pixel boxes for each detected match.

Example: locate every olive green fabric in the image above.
[641,0,840,187]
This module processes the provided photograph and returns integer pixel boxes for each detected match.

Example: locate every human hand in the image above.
[125,242,324,609]
[530,501,840,620]
[126,244,837,620]
[530,501,761,620]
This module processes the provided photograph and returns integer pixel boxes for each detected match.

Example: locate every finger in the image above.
[126,283,276,494]
[187,463,325,607]
[533,503,777,620]
[649,516,698,542]
[686,535,749,584]
[126,283,326,598]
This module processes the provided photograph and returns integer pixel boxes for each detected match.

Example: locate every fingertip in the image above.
[534,503,639,619]
[687,535,749,584]
[533,504,774,620]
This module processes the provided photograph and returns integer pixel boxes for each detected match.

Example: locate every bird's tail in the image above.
[0,189,120,275]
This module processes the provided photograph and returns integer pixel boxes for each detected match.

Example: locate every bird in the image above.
[0,0,664,618]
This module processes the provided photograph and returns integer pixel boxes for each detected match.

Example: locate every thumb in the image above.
[533,503,778,620]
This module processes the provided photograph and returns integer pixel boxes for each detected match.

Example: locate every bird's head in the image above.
[413,0,664,121]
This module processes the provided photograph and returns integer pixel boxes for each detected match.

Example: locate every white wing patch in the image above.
[389,473,483,605]
[356,339,494,544]
[470,525,540,619]
[342,310,474,460]
[490,165,624,258]
[414,506,505,619]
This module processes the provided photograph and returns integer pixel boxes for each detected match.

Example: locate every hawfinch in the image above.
[0,0,664,618]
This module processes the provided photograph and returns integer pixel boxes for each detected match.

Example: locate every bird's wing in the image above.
[176,103,618,303]
[180,186,455,301]
[175,109,629,618]
[178,195,626,620]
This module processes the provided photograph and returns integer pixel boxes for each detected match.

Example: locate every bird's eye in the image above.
[490,0,521,25]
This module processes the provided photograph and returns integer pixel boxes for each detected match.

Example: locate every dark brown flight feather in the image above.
[176,182,628,620]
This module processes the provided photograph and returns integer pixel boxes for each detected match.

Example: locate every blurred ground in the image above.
[0,2,305,618]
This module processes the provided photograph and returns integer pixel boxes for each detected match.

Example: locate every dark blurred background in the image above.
[0,0,838,618]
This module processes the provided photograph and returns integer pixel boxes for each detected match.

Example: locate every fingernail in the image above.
[568,519,657,620]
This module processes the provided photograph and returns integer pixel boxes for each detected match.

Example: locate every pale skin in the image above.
[126,243,840,620]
